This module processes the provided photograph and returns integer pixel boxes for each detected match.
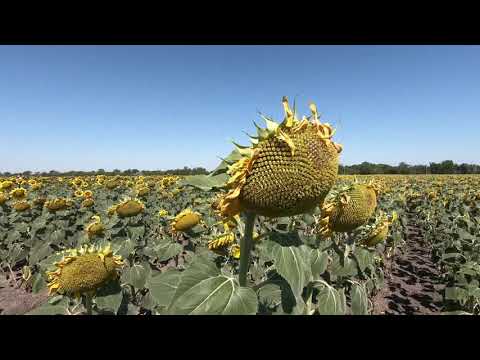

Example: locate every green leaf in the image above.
[329,255,358,278]
[117,238,136,259]
[127,225,145,241]
[314,282,345,315]
[178,174,228,191]
[265,240,312,296]
[441,311,472,315]
[441,253,464,261]
[95,281,124,314]
[122,263,150,290]
[169,275,258,315]
[168,255,219,309]
[351,283,369,315]
[353,247,372,273]
[146,269,182,308]
[445,286,469,303]
[302,214,315,226]
[27,304,67,315]
[257,283,282,309]
[49,229,66,244]
[29,242,53,266]
[155,242,183,262]
[310,249,329,278]
[31,273,47,293]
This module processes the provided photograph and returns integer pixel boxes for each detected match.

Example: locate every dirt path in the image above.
[0,273,49,315]
[372,211,444,315]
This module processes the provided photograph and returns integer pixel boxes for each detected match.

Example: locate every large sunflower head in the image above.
[13,200,31,212]
[46,244,123,298]
[318,183,377,238]
[171,208,201,233]
[217,97,342,218]
[10,187,27,199]
[85,215,105,238]
[114,198,145,218]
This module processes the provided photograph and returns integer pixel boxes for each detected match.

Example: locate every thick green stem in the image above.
[239,212,256,287]
[84,294,93,315]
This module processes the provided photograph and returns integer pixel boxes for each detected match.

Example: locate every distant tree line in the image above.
[339,160,480,175]
[2,161,479,177]
[0,166,209,177]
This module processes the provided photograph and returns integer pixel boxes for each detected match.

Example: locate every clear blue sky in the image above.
[1,45,479,172]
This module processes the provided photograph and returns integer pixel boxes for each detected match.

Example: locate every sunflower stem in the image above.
[85,294,93,315]
[239,212,256,287]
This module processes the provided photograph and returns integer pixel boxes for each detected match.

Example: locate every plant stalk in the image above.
[84,294,93,315]
[239,212,256,287]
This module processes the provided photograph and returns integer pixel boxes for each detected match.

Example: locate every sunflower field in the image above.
[0,98,478,315]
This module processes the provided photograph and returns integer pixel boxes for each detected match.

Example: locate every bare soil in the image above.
[372,211,444,315]
[0,272,49,315]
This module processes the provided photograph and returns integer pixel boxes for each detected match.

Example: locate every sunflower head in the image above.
[105,179,120,190]
[13,200,31,212]
[10,187,27,199]
[45,198,71,212]
[74,190,85,198]
[0,180,14,191]
[157,209,169,217]
[361,211,397,247]
[86,215,105,238]
[171,208,201,233]
[136,186,149,197]
[115,198,145,218]
[217,97,342,218]
[0,193,8,205]
[33,197,47,206]
[46,244,123,298]
[81,198,95,208]
[318,183,377,238]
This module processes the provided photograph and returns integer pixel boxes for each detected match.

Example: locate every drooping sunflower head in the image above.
[114,198,145,218]
[10,187,27,199]
[318,183,378,238]
[85,215,105,238]
[0,180,14,191]
[135,186,150,197]
[360,211,397,247]
[13,200,31,212]
[171,208,201,233]
[45,198,70,212]
[81,198,95,208]
[46,244,123,298]
[217,97,342,218]
[208,232,236,257]
[0,193,8,205]
[105,179,120,190]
